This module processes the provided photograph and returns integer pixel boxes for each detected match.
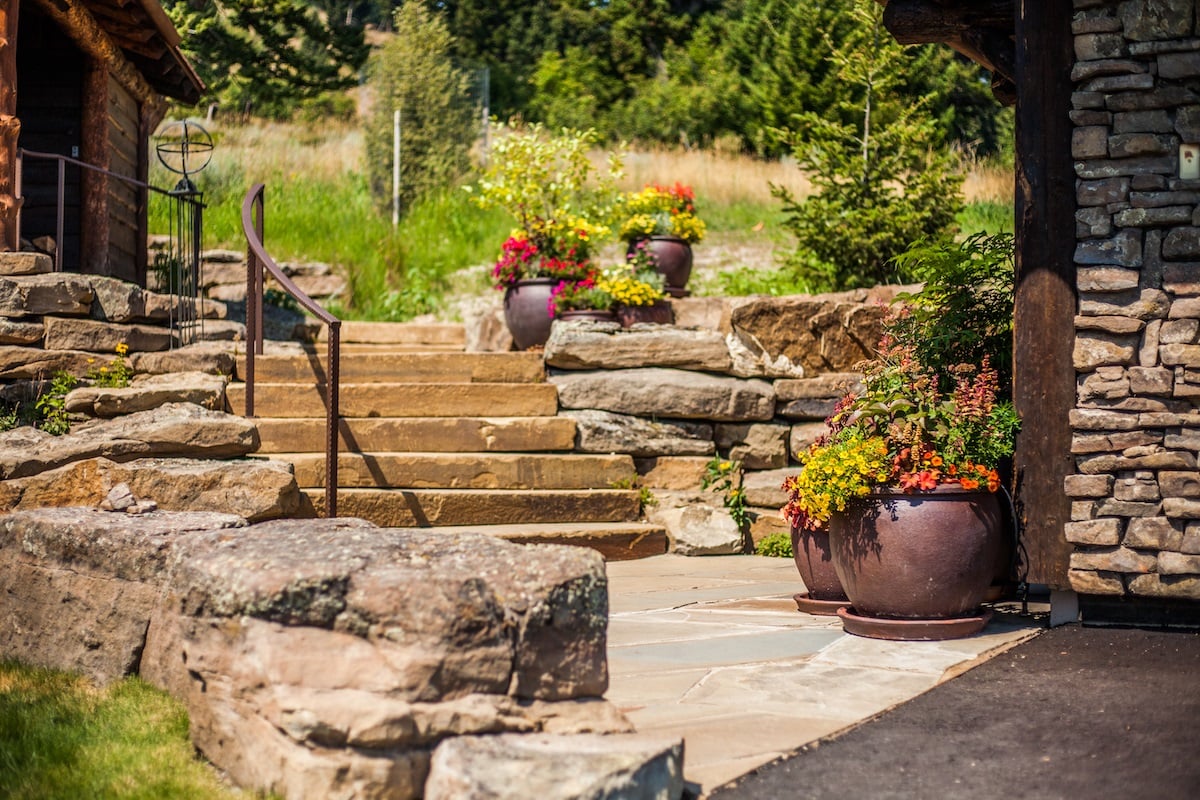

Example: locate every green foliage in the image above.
[889,232,1016,395]
[957,201,1015,237]
[701,456,750,530]
[34,372,77,436]
[364,1,478,212]
[773,0,963,292]
[0,660,260,799]
[467,123,624,237]
[755,531,794,558]
[164,0,368,119]
[0,404,22,432]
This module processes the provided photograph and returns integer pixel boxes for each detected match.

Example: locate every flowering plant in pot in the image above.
[781,233,1017,638]
[605,245,671,326]
[468,123,623,348]
[617,183,706,295]
[548,274,616,321]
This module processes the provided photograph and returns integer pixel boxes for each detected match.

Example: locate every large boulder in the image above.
[1,509,630,800]
[130,342,237,375]
[0,402,258,479]
[729,289,907,374]
[545,320,733,373]
[551,368,775,422]
[0,456,299,522]
[0,507,248,683]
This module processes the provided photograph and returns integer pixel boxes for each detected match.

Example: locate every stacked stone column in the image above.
[1067,0,1200,599]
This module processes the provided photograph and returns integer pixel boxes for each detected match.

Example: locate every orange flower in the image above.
[960,477,980,490]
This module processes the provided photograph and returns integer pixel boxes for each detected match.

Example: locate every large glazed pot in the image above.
[630,236,692,296]
[828,486,1004,621]
[503,278,556,350]
[790,523,847,602]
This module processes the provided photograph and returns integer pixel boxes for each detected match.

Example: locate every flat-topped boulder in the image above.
[0,402,258,479]
[43,317,174,352]
[550,368,775,422]
[0,252,52,276]
[65,371,228,416]
[0,273,93,318]
[130,342,237,375]
[545,320,733,373]
[0,456,299,522]
[1,509,630,799]
[0,318,43,345]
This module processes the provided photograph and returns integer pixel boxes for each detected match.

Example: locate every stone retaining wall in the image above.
[542,288,906,551]
[1068,0,1200,601]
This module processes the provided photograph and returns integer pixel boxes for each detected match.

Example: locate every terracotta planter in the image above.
[790,522,849,615]
[629,236,692,296]
[828,486,1004,624]
[503,278,556,350]
[616,303,674,327]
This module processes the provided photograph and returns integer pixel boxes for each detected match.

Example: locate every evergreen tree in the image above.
[166,0,368,119]
[774,0,963,292]
[364,1,477,212]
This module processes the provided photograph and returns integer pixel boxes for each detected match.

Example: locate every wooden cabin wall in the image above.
[105,74,139,282]
[15,3,82,269]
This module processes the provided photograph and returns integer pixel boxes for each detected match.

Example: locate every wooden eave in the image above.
[877,0,1017,105]
[78,0,204,103]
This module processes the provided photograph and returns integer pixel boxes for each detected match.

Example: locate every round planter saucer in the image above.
[793,592,848,616]
[836,606,993,641]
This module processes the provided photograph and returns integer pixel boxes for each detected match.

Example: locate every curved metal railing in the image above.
[241,183,341,517]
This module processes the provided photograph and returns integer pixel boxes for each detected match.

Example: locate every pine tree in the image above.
[165,0,368,119]
[773,0,964,292]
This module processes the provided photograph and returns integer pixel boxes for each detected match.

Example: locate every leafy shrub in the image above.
[756,531,794,558]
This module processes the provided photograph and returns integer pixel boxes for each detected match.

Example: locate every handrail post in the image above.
[241,182,341,519]
[14,151,20,247]
[326,320,340,518]
[55,160,64,272]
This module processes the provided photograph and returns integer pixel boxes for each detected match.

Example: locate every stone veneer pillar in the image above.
[1067,0,1200,603]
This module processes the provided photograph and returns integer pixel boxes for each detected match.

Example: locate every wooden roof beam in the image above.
[30,0,165,115]
[881,0,1017,105]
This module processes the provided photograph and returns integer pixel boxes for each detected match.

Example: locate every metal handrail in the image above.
[241,183,340,518]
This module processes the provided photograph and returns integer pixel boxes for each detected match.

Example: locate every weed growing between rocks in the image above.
[33,372,77,435]
[702,456,750,531]
[85,344,133,389]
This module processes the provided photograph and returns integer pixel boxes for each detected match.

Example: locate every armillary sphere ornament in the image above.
[154,120,214,183]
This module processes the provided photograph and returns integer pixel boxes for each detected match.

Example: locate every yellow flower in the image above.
[115,343,129,356]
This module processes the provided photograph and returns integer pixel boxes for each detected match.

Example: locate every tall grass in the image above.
[0,661,252,799]
[149,118,1015,317]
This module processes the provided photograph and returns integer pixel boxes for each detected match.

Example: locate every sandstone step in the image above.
[235,351,545,384]
[299,487,643,527]
[423,522,670,561]
[315,321,466,348]
[227,382,559,418]
[275,452,636,490]
[253,416,577,454]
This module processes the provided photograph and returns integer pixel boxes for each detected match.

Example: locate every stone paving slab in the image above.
[604,554,1045,796]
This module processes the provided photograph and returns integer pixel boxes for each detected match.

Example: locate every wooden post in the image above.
[1013,0,1076,588]
[80,60,109,275]
[0,0,21,252]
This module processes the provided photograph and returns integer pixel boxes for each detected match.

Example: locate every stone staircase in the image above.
[229,321,668,560]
